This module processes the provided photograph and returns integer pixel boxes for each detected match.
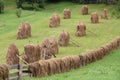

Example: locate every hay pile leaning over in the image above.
[58,31,70,46]
[6,44,19,65]
[101,8,108,19]
[25,22,31,37]
[49,36,59,55]
[81,5,88,15]
[22,44,41,63]
[75,22,86,37]
[0,64,9,80]
[49,13,60,28]
[41,38,52,59]
[63,8,71,19]
[91,12,99,23]
[17,22,31,39]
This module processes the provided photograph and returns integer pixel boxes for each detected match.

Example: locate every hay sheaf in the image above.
[75,22,86,37]
[6,44,19,65]
[81,5,88,15]
[63,8,71,19]
[49,13,60,28]
[41,37,59,60]
[101,8,108,19]
[22,44,41,63]
[17,22,31,39]
[0,64,9,80]
[58,31,70,46]
[91,12,99,23]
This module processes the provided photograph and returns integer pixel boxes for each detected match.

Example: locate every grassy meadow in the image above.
[0,0,120,80]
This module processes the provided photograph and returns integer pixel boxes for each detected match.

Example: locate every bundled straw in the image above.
[58,31,70,46]
[6,44,19,65]
[81,5,88,15]
[0,64,9,80]
[21,44,41,63]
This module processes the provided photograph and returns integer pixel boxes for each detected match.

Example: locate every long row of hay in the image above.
[28,36,120,78]
[28,55,81,77]
[79,36,120,65]
[0,64,9,80]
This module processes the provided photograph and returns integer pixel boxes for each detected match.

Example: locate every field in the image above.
[0,0,120,80]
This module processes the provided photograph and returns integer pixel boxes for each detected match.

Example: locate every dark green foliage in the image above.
[112,0,120,18]
[0,0,4,13]
[46,0,117,4]
[16,0,45,9]
[16,8,22,18]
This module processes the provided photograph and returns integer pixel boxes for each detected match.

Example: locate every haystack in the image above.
[0,64,9,80]
[91,12,99,23]
[58,31,70,46]
[22,44,41,63]
[81,5,88,15]
[41,37,59,60]
[75,22,86,37]
[17,22,31,39]
[49,13,60,28]
[6,44,19,65]
[49,36,59,54]
[63,8,71,19]
[101,8,108,19]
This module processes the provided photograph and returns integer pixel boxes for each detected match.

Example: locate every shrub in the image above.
[0,0,4,13]
[111,0,120,18]
[16,8,22,18]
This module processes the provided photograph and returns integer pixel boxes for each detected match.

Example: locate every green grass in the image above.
[0,1,120,80]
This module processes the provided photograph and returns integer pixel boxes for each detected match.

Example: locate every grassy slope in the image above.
[0,1,120,80]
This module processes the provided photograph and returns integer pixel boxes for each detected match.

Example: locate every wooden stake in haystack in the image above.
[58,30,70,46]
[21,44,41,63]
[41,37,58,60]
[81,5,88,15]
[91,12,99,23]
[0,64,9,80]
[75,22,86,37]
[49,13,60,28]
[6,44,19,65]
[101,8,108,19]
[63,8,71,19]
[17,22,31,39]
